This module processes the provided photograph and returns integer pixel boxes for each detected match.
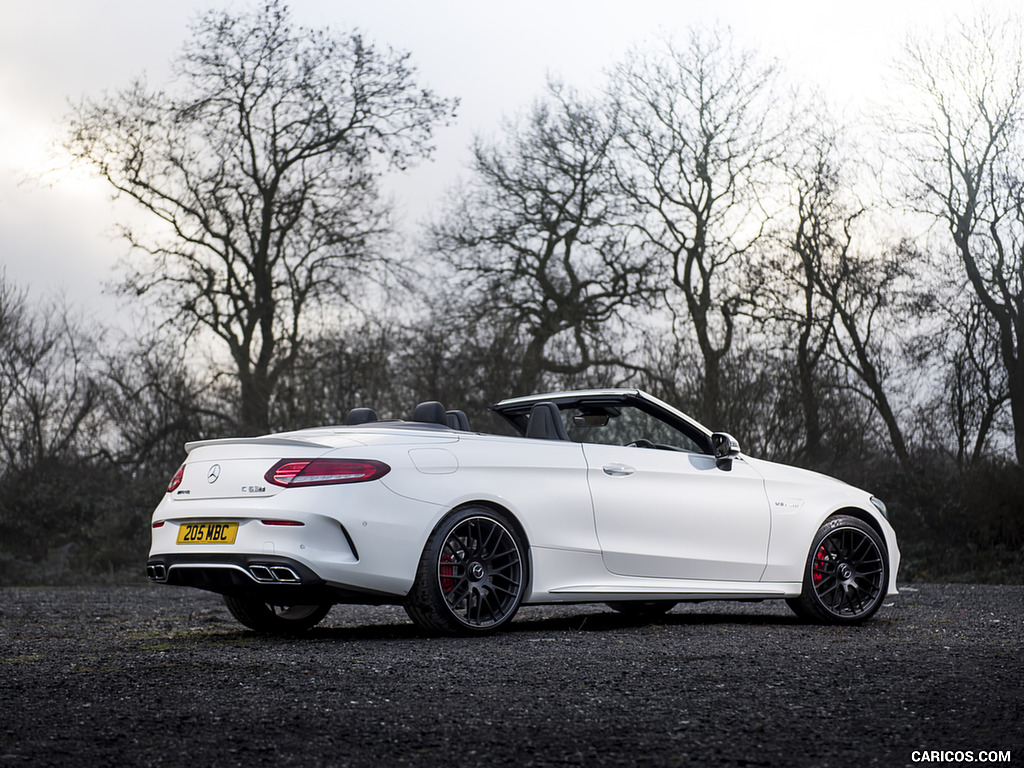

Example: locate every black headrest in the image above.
[345,407,378,426]
[412,401,448,425]
[446,410,470,431]
[524,401,569,440]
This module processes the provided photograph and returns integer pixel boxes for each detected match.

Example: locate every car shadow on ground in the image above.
[508,608,805,635]
[148,604,808,646]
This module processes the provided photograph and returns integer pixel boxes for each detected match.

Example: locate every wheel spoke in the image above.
[467,519,482,554]
[850,536,873,560]
[489,545,519,561]
[849,583,869,611]
[816,580,841,598]
[448,579,471,609]
[473,590,487,624]
[479,522,501,557]
[481,589,501,621]
[489,582,520,598]
[839,587,855,614]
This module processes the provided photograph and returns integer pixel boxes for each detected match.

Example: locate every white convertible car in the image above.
[147,389,899,634]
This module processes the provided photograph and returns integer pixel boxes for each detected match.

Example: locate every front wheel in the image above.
[223,595,331,633]
[405,507,527,635]
[787,516,888,624]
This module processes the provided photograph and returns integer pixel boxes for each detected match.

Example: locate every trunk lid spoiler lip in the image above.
[184,435,337,453]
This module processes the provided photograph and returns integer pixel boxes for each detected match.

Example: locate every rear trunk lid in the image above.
[173,434,363,501]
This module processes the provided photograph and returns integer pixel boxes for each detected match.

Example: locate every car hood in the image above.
[742,455,849,489]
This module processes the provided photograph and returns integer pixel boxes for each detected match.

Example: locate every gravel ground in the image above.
[1,583,1021,767]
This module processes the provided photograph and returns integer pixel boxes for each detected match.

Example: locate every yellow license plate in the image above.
[176,521,238,544]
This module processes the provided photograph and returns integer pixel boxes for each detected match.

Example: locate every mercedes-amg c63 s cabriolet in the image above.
[147,389,899,634]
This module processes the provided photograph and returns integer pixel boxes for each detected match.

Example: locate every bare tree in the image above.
[730,92,926,472]
[430,83,655,395]
[815,239,919,470]
[0,278,182,580]
[609,27,787,427]
[926,296,1010,465]
[895,13,1024,463]
[760,121,851,463]
[65,1,456,434]
[0,274,103,474]
[99,331,224,472]
[271,320,407,429]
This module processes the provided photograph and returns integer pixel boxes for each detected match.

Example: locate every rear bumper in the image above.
[150,480,447,597]
[146,553,399,605]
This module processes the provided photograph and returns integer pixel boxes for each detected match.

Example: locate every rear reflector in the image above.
[260,519,305,526]
[264,459,391,488]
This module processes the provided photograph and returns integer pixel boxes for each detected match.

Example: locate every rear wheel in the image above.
[787,516,888,624]
[405,507,527,635]
[223,595,331,633]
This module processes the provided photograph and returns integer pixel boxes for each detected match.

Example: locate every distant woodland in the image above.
[1,3,1021,584]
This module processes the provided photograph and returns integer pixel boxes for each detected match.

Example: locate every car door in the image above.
[584,443,771,582]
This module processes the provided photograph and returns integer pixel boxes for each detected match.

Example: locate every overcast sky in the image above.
[0,0,999,323]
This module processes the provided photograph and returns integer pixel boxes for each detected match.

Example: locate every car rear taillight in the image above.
[264,459,391,488]
[167,464,185,493]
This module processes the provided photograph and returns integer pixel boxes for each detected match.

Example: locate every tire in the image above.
[787,516,888,625]
[223,595,331,633]
[405,507,527,635]
[605,600,678,618]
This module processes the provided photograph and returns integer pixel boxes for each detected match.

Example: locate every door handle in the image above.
[602,463,636,477]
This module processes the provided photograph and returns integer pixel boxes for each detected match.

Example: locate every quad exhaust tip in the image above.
[146,562,299,583]
[147,564,167,581]
[248,564,301,583]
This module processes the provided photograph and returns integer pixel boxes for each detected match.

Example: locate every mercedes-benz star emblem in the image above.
[207,464,221,483]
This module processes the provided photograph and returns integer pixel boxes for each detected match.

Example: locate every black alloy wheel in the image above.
[787,516,888,624]
[405,507,526,635]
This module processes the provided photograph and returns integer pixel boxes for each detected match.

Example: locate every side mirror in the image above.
[711,432,741,471]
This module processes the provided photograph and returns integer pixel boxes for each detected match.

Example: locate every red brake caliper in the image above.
[440,554,455,594]
[813,545,828,584]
